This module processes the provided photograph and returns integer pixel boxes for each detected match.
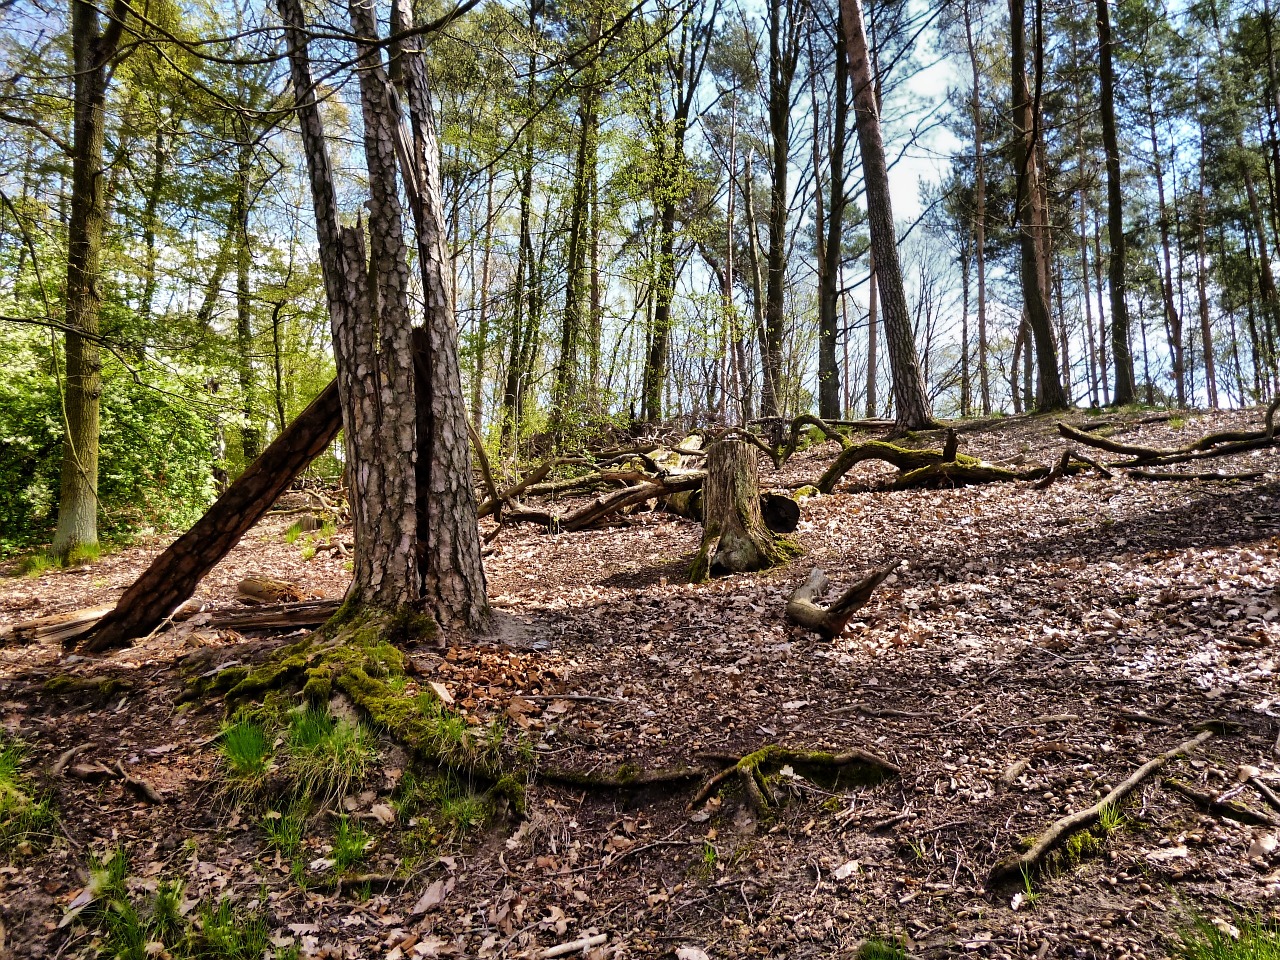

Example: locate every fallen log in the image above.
[987,728,1215,888]
[785,564,898,638]
[11,598,341,646]
[5,604,116,646]
[1057,397,1280,468]
[78,380,344,652]
[504,472,706,533]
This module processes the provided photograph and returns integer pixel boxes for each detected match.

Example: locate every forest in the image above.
[2,0,1280,955]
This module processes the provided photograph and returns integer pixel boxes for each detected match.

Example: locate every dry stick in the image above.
[540,934,608,958]
[1126,469,1267,482]
[1248,776,1280,814]
[1164,778,1278,827]
[987,728,1215,887]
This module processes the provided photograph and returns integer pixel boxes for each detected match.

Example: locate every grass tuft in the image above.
[219,719,272,784]
[285,706,376,806]
[856,939,909,960]
[1175,914,1280,959]
[262,803,307,858]
[0,735,57,858]
[332,813,370,871]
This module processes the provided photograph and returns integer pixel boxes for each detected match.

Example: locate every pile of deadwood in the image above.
[9,401,1277,653]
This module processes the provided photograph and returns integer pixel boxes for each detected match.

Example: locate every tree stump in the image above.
[689,439,799,583]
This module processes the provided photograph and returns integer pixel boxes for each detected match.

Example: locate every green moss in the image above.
[42,675,127,699]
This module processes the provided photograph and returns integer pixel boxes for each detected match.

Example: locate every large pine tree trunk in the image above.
[689,439,796,583]
[390,0,489,629]
[53,0,129,562]
[840,0,934,430]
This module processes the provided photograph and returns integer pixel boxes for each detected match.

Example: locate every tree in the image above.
[1096,0,1137,404]
[1009,0,1068,410]
[279,0,486,623]
[840,0,934,430]
[52,0,132,562]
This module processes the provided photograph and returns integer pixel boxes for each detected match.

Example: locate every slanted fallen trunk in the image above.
[79,381,343,652]
[504,472,705,532]
[689,439,799,582]
[785,563,897,638]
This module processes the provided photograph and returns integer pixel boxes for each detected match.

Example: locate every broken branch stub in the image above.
[785,562,898,638]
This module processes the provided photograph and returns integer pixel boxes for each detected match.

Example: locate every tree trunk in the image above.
[388,0,489,629]
[79,381,342,651]
[1096,0,1136,404]
[817,12,848,421]
[1145,79,1185,406]
[689,439,796,582]
[53,0,129,562]
[234,139,260,463]
[1197,131,1219,409]
[841,0,934,430]
[964,0,990,416]
[1010,0,1067,411]
[865,249,878,418]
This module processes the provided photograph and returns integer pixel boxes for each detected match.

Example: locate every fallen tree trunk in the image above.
[503,472,706,533]
[78,381,344,652]
[236,575,306,605]
[785,563,897,638]
[1126,469,1266,482]
[988,728,1215,888]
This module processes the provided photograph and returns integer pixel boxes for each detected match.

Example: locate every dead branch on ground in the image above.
[785,563,898,638]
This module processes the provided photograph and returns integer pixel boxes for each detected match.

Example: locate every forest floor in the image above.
[2,407,1280,959]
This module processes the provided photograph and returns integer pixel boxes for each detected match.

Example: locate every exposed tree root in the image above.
[687,744,900,815]
[541,765,710,789]
[1126,469,1267,482]
[1164,777,1278,827]
[785,564,898,638]
[987,729,1215,888]
[1057,397,1280,468]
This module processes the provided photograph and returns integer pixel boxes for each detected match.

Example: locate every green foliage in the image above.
[331,814,370,871]
[855,939,909,960]
[0,735,56,858]
[1174,914,1280,959]
[219,719,272,786]
[284,707,377,806]
[0,353,216,555]
[261,804,307,858]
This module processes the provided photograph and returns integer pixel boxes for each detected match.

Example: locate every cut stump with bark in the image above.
[689,440,800,583]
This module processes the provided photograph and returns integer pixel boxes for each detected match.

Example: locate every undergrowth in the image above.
[0,734,57,858]
[1174,914,1280,959]
[79,848,295,960]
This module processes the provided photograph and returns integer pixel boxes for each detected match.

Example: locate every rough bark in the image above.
[964,0,991,416]
[1010,0,1068,410]
[78,381,342,651]
[53,0,130,562]
[840,0,935,430]
[689,440,797,582]
[1096,0,1136,404]
[785,563,896,638]
[390,0,489,629]
[817,13,848,422]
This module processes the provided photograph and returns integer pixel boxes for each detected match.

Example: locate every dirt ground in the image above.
[2,408,1279,959]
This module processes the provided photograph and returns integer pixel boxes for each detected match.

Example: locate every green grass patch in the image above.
[856,939,909,960]
[0,735,57,859]
[262,803,307,858]
[1174,914,1280,959]
[219,719,272,787]
[80,848,285,960]
[331,814,370,871]
[285,706,376,806]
